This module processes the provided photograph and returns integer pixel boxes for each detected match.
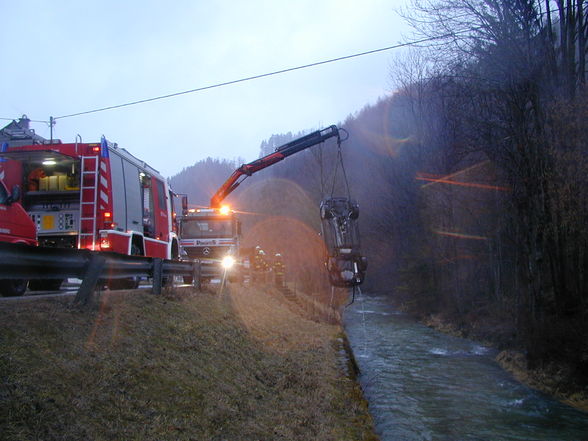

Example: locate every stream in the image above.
[343,293,588,441]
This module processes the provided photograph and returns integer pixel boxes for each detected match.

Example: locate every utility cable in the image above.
[2,19,564,123]
[51,30,476,121]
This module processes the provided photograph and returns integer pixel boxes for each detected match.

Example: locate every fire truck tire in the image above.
[106,240,143,289]
[0,279,28,296]
[28,279,63,291]
[131,242,142,257]
[108,277,140,290]
[171,240,180,260]
[107,279,124,290]
[161,276,175,287]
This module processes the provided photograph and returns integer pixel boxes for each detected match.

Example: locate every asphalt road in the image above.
[0,279,209,302]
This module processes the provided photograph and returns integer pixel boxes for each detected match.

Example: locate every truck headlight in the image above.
[221,255,235,269]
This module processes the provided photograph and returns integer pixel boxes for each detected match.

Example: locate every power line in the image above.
[53,32,462,121]
[0,29,472,123]
[0,6,574,124]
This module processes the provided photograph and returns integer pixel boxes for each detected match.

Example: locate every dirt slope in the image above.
[0,285,377,441]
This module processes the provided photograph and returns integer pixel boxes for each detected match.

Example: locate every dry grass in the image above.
[0,285,377,441]
[496,350,588,413]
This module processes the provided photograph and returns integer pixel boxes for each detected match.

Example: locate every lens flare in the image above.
[434,230,488,241]
[221,255,235,269]
[417,161,510,191]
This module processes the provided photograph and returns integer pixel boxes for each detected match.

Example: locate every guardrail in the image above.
[0,242,202,304]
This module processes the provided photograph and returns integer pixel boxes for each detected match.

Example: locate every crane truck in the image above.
[178,125,366,287]
[178,203,241,283]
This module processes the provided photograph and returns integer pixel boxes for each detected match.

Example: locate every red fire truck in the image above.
[0,117,180,289]
[0,177,37,296]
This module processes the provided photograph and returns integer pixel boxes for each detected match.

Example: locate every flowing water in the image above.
[344,293,588,441]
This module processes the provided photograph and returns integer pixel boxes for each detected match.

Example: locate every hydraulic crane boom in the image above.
[210,125,340,207]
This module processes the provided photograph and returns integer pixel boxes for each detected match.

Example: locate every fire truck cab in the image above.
[0,117,180,269]
[179,205,241,282]
[0,177,37,296]
[0,178,36,246]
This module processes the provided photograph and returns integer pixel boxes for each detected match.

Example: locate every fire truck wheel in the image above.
[28,279,63,291]
[0,279,28,296]
[171,240,180,260]
[161,276,175,287]
[108,277,140,290]
[131,243,142,257]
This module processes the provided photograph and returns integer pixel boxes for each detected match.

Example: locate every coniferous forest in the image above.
[171,1,588,390]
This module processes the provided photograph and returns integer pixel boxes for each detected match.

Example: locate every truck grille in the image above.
[184,247,226,259]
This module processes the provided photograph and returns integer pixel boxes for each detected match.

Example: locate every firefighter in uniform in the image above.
[259,249,269,283]
[273,253,285,288]
[253,246,265,284]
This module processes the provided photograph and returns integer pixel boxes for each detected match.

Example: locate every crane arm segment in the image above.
[210,125,340,207]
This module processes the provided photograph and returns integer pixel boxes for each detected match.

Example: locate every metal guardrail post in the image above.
[74,254,106,305]
[152,258,163,295]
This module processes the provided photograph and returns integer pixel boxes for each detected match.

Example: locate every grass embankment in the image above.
[0,285,377,441]
[496,350,588,413]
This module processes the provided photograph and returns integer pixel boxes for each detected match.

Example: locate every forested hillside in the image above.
[169,157,240,207]
[170,1,588,387]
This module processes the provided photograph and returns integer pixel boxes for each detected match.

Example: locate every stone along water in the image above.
[344,294,588,441]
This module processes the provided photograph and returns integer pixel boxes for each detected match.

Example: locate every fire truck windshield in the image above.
[182,219,233,238]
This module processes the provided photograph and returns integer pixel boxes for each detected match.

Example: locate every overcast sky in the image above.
[0,0,411,178]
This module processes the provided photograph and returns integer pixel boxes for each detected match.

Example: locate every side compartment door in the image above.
[122,160,142,233]
[151,178,169,241]
[109,153,126,231]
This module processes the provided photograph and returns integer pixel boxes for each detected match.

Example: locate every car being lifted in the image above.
[320,197,367,287]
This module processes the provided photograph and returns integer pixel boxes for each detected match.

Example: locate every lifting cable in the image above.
[336,128,362,308]
[317,128,361,307]
[347,285,360,307]
[332,137,351,199]
[325,128,350,199]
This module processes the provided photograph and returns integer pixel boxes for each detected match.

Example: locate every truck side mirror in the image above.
[8,185,21,204]
[181,195,188,214]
